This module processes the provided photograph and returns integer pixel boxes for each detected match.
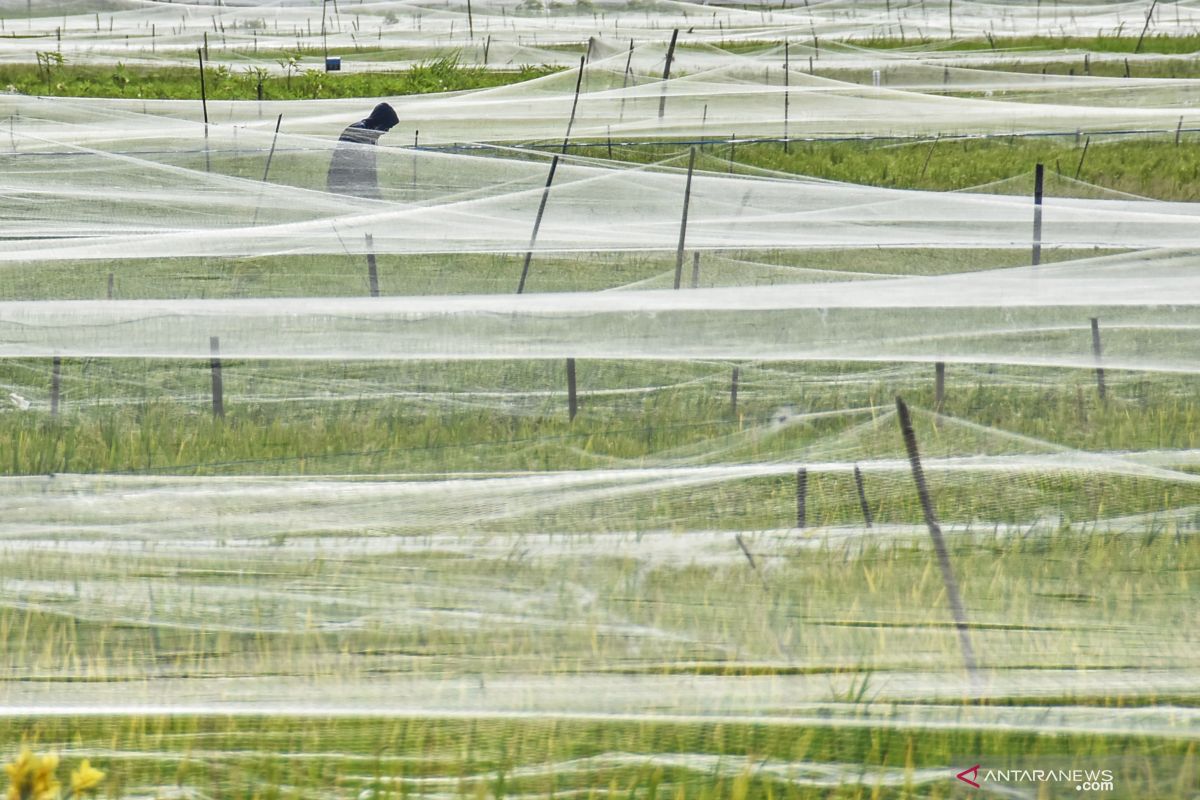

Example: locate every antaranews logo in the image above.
[955,764,1115,792]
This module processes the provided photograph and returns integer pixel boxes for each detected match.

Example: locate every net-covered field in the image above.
[1,2,1199,799]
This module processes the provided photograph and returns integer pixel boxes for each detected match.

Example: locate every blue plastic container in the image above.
[325,56,341,72]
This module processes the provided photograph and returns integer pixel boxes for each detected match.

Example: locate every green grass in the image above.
[3,713,1197,799]
[851,33,1200,55]
[1,55,557,101]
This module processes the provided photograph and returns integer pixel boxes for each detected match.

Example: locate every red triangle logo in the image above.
[956,764,981,788]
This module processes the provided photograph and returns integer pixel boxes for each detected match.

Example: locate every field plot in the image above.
[1,2,1199,799]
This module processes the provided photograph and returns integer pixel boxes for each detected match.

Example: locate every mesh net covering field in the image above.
[1,3,1199,800]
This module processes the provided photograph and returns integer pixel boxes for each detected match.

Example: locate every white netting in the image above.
[0,5,1197,781]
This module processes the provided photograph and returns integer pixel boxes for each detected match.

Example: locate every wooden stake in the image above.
[690,251,700,288]
[853,465,873,528]
[566,357,578,421]
[783,39,790,153]
[517,155,559,294]
[1073,136,1090,180]
[1134,0,1158,53]
[561,55,585,154]
[210,336,225,419]
[466,0,474,39]
[658,28,679,119]
[1176,116,1184,146]
[895,396,978,677]
[106,272,114,300]
[935,361,945,416]
[673,147,696,290]
[261,113,283,182]
[734,533,770,590]
[250,114,283,226]
[920,134,940,178]
[795,467,807,529]
[50,356,61,417]
[618,38,633,122]
[1032,162,1044,266]
[197,48,210,173]
[1090,317,1107,400]
[365,233,379,297]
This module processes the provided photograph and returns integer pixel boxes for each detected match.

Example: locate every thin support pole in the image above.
[690,251,700,288]
[261,113,283,182]
[618,38,633,122]
[783,39,790,153]
[1176,116,1184,146]
[517,155,559,294]
[853,465,873,528]
[210,336,225,419]
[795,467,808,529]
[1032,162,1044,266]
[466,0,474,39]
[321,0,328,61]
[50,356,61,417]
[673,147,697,290]
[106,272,114,300]
[561,55,585,154]
[935,361,945,415]
[566,358,578,421]
[366,233,379,297]
[734,533,770,590]
[250,114,283,226]
[198,48,210,173]
[658,28,679,119]
[1091,317,1107,401]
[730,366,739,417]
[1135,0,1159,54]
[895,397,978,677]
[1073,136,1090,181]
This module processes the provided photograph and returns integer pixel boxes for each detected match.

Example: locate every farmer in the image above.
[326,102,400,199]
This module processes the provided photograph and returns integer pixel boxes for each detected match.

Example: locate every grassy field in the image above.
[3,36,1200,800]
[1,55,555,100]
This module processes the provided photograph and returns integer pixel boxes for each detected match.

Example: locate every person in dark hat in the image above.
[327,102,400,199]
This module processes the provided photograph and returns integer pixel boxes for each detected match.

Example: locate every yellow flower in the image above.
[68,761,103,795]
[4,748,34,783]
[29,753,59,800]
[4,749,60,800]
[6,748,35,800]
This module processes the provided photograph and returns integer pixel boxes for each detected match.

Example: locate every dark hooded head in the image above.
[364,102,399,132]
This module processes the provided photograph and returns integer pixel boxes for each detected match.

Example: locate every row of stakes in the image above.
[52,156,1110,424]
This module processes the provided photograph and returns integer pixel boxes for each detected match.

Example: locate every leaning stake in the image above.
[1090,317,1107,400]
[1073,136,1090,181]
[895,396,978,678]
[516,155,560,294]
[250,113,284,226]
[658,28,679,119]
[561,55,585,154]
[1032,162,1044,266]
[210,336,225,419]
[197,48,210,173]
[673,147,697,290]
[853,464,873,528]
